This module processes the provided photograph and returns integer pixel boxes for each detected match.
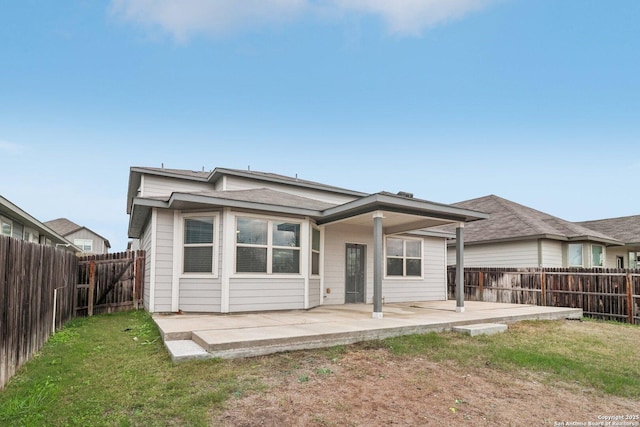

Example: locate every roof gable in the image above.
[44,218,111,248]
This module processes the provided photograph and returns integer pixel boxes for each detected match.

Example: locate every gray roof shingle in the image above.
[44,218,82,236]
[444,195,621,244]
[576,215,640,244]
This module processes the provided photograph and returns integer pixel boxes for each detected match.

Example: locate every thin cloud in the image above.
[0,141,23,154]
[109,0,308,42]
[335,0,498,36]
[109,0,498,41]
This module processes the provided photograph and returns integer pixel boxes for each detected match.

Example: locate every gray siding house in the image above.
[127,167,487,316]
[577,215,640,269]
[444,195,623,268]
[0,195,79,251]
[44,218,111,255]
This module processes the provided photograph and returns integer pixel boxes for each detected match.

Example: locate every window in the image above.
[23,228,39,243]
[591,245,604,268]
[616,256,624,269]
[386,237,422,277]
[74,239,93,252]
[568,243,583,267]
[630,252,639,269]
[183,217,215,273]
[1,216,12,237]
[236,217,300,274]
[311,227,320,275]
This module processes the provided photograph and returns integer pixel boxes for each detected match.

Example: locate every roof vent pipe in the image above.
[397,191,414,198]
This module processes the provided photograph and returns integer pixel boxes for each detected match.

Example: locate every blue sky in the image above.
[1,0,639,251]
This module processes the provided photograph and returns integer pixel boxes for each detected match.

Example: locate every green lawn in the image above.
[1,311,638,426]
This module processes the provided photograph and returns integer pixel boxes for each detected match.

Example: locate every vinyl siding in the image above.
[140,225,152,311]
[179,278,221,312]
[540,240,563,267]
[382,237,447,303]
[67,229,108,254]
[309,278,321,308]
[323,223,373,305]
[606,247,632,268]
[153,210,174,312]
[142,175,212,198]
[448,240,540,267]
[228,278,305,312]
[224,176,357,205]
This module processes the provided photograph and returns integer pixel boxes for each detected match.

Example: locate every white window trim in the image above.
[178,212,220,279]
[567,243,584,267]
[232,213,304,278]
[384,235,424,279]
[1,216,13,237]
[591,244,605,268]
[310,226,321,277]
[74,238,93,252]
[23,227,39,243]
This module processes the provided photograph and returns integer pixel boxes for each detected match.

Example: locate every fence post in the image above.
[627,273,633,325]
[88,259,95,317]
[540,270,546,306]
[478,271,484,301]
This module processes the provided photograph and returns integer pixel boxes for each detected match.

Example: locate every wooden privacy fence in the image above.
[0,236,78,389]
[1,238,146,390]
[76,251,145,317]
[447,267,640,324]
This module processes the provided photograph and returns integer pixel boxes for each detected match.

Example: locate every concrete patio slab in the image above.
[153,301,582,362]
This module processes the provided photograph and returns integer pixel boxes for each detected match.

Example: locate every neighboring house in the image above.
[443,195,622,268]
[576,215,640,269]
[0,195,79,251]
[44,218,111,255]
[127,166,487,315]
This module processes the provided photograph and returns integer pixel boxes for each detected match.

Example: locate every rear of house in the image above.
[127,167,487,314]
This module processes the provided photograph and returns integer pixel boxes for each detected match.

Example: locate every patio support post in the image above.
[372,211,384,319]
[456,222,465,313]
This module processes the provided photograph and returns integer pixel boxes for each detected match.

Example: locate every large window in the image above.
[568,243,583,267]
[591,245,604,268]
[74,239,93,252]
[386,237,422,277]
[183,217,214,273]
[236,217,300,274]
[630,252,639,269]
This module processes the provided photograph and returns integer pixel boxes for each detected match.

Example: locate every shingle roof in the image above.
[445,195,621,244]
[576,215,640,244]
[158,188,338,211]
[44,218,111,248]
[44,218,82,236]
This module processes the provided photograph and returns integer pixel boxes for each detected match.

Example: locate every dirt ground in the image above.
[216,347,638,426]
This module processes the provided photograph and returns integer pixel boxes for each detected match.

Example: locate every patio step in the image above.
[453,323,508,336]
[164,339,209,362]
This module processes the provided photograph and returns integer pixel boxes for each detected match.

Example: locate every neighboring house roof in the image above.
[127,167,489,239]
[443,195,622,246]
[576,215,640,245]
[44,218,112,249]
[0,195,80,251]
